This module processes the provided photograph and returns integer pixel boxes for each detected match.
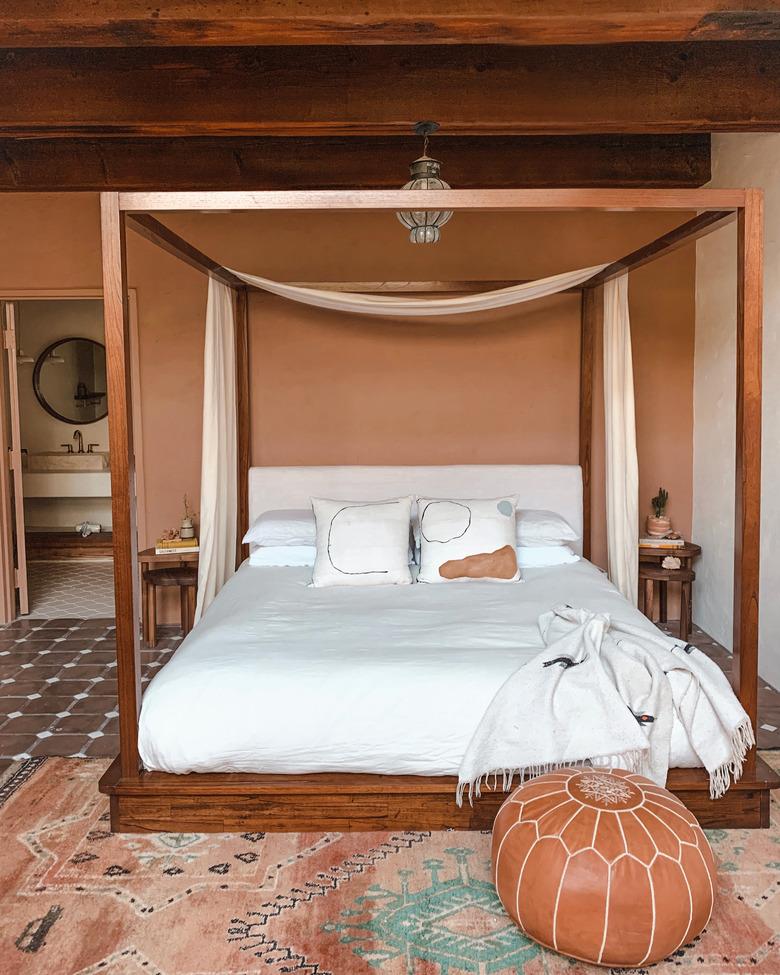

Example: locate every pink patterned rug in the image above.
[1,757,778,974]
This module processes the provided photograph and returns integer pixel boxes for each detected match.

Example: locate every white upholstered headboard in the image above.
[248,465,584,554]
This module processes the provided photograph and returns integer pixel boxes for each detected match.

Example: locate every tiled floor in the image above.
[0,619,777,776]
[27,560,116,618]
[0,618,181,768]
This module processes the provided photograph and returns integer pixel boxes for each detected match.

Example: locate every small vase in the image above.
[180,517,195,540]
[646,515,672,538]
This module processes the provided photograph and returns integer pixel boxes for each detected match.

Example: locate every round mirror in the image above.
[33,338,108,424]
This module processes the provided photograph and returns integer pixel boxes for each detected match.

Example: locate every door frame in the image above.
[0,288,145,621]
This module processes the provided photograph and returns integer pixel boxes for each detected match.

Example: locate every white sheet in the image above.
[139,560,703,775]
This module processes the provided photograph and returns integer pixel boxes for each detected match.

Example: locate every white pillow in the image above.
[249,545,316,567]
[516,544,579,568]
[516,509,579,547]
[417,496,520,584]
[243,508,314,547]
[311,496,413,588]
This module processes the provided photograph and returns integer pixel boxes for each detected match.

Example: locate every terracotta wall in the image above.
[0,194,695,597]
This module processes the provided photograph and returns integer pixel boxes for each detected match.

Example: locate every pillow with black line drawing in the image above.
[311,496,414,588]
[417,496,520,583]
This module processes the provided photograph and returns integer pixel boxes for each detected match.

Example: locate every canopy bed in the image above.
[97,188,777,832]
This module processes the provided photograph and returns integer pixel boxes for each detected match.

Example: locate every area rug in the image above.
[1,758,778,975]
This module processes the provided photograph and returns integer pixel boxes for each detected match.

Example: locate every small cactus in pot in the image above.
[646,487,672,537]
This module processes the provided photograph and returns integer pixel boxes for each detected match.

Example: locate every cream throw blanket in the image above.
[457,606,754,804]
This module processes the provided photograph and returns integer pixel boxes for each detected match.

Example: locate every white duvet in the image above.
[139,559,702,775]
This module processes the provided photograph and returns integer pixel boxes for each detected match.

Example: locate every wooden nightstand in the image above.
[138,547,199,646]
[639,542,701,641]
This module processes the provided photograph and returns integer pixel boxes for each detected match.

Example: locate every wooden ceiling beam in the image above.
[0,43,779,137]
[1,2,778,47]
[584,209,737,286]
[126,213,244,289]
[0,135,711,191]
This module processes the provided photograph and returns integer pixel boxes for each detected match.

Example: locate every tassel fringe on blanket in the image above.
[457,606,754,806]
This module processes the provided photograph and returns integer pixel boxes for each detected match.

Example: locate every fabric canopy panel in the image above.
[197,262,639,613]
[230,265,607,316]
[603,273,639,605]
[195,278,238,622]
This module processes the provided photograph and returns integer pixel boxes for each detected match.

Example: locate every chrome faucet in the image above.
[73,429,84,454]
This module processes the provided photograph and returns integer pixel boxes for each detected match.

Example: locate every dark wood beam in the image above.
[579,287,600,562]
[100,192,142,778]
[733,188,763,767]
[584,210,737,286]
[235,286,250,569]
[1,44,779,137]
[125,213,244,289]
[1,2,779,47]
[0,135,711,192]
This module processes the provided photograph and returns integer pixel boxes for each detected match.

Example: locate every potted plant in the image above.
[180,493,197,540]
[646,487,672,538]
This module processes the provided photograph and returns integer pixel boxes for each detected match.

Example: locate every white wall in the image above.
[694,134,780,687]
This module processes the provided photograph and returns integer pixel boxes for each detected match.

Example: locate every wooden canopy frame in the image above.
[98,188,778,832]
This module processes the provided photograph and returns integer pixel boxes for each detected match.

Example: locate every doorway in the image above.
[0,290,144,622]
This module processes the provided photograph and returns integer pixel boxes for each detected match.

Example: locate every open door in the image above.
[1,301,28,615]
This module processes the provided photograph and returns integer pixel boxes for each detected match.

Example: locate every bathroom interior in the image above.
[12,297,114,618]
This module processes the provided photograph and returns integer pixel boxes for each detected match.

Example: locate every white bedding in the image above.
[139,559,702,775]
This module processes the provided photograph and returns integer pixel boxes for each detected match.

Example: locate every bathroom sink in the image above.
[27,451,109,472]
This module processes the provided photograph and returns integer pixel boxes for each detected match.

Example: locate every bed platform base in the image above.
[99,756,779,833]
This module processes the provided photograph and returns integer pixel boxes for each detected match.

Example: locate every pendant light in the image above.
[397,121,453,244]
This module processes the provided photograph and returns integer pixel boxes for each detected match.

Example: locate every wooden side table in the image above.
[138,547,199,646]
[639,542,701,641]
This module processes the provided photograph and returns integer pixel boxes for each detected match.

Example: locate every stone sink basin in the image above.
[27,451,109,472]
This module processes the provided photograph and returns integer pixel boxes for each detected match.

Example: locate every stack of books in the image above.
[155,536,199,556]
[639,536,685,549]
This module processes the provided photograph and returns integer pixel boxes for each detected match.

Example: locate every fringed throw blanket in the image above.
[457,605,754,804]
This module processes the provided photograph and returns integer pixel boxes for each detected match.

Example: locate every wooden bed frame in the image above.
[97,188,779,831]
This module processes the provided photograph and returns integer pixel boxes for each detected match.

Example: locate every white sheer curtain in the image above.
[230,264,607,316]
[195,277,237,622]
[603,273,639,604]
[197,262,639,611]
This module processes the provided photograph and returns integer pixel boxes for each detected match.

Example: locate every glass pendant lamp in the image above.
[397,121,453,244]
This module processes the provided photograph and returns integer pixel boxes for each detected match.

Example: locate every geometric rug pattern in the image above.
[27,561,116,619]
[1,756,779,975]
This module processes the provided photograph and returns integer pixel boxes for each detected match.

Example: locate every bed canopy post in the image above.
[235,285,251,566]
[733,188,763,767]
[100,192,142,778]
[579,286,599,561]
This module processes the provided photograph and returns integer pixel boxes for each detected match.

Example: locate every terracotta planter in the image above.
[646,515,672,537]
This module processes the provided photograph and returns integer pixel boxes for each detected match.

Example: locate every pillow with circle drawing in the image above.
[417,496,520,583]
[311,496,413,588]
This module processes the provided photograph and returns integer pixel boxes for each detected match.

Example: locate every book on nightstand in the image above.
[155,537,199,555]
[639,537,685,549]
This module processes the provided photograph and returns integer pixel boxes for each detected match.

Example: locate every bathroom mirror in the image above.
[32,337,108,424]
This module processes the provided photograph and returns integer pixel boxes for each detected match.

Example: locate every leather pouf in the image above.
[492,767,717,967]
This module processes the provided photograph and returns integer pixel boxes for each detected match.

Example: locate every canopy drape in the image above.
[196,264,638,616]
[195,277,237,621]
[603,274,639,604]
[230,265,607,316]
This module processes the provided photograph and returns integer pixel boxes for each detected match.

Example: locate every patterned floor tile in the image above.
[27,561,115,618]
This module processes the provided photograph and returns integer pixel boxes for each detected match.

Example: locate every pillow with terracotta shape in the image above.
[417,496,520,583]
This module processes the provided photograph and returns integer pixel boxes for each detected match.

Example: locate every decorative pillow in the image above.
[516,544,579,568]
[243,508,314,547]
[249,545,316,567]
[417,496,520,583]
[516,508,579,547]
[311,496,413,588]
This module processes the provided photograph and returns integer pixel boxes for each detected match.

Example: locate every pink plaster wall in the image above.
[0,194,695,618]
